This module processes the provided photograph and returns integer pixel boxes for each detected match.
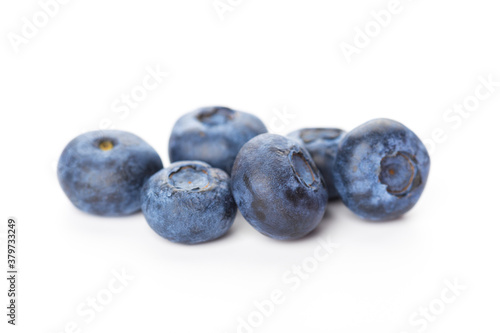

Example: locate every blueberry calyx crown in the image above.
[96,138,116,151]
[289,151,315,187]
[379,151,422,197]
[299,128,343,143]
[168,165,210,191]
[197,107,235,126]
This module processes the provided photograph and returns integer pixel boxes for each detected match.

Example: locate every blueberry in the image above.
[58,130,163,216]
[141,161,237,244]
[333,119,430,221]
[288,128,346,200]
[231,134,328,240]
[168,106,267,174]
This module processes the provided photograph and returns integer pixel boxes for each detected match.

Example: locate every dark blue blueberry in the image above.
[333,119,430,221]
[141,161,237,244]
[58,130,163,216]
[168,106,267,174]
[231,134,328,240]
[288,128,346,200]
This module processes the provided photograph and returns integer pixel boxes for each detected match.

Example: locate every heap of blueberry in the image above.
[58,106,430,244]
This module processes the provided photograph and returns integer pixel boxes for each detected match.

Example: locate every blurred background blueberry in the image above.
[288,128,346,200]
[141,161,236,244]
[58,130,163,216]
[168,106,267,174]
[231,134,328,240]
[333,119,430,221]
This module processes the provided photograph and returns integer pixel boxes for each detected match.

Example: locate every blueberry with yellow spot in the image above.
[57,130,163,216]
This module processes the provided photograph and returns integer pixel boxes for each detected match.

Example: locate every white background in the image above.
[1,0,500,332]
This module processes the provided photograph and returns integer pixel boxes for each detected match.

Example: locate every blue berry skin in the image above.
[141,161,237,244]
[333,119,430,221]
[168,106,267,174]
[58,130,163,216]
[231,134,328,240]
[288,128,346,200]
